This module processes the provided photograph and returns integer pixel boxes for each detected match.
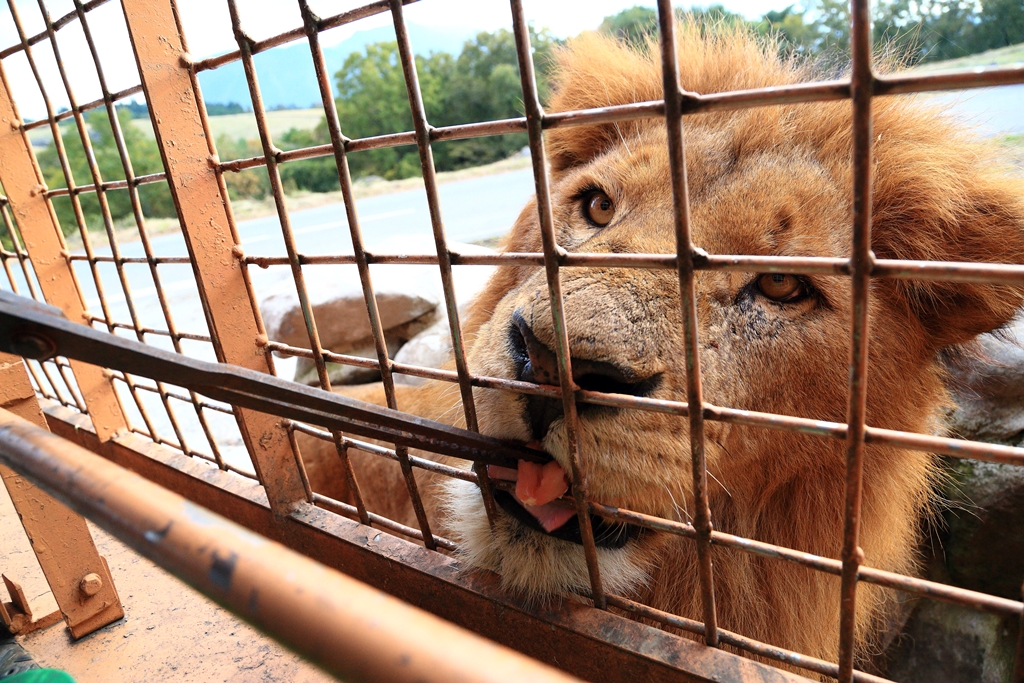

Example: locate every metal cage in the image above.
[0,1,1022,682]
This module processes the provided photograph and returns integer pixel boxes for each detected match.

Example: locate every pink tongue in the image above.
[515,459,574,532]
[487,452,577,533]
[522,501,577,533]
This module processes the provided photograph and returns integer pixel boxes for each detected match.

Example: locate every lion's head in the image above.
[441,24,1024,660]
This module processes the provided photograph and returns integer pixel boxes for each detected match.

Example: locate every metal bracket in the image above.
[0,574,61,636]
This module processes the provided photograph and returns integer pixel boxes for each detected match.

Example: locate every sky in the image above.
[0,0,797,121]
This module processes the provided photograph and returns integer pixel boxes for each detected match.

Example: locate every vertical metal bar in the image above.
[301,0,434,546]
[35,0,168,448]
[0,46,128,442]
[0,352,124,638]
[387,0,499,527]
[71,0,224,466]
[222,0,370,524]
[838,0,875,679]
[656,1,719,646]
[167,0,262,468]
[121,0,308,515]
[1015,581,1024,683]
[509,0,606,609]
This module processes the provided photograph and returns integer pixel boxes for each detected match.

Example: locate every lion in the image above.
[296,23,1024,672]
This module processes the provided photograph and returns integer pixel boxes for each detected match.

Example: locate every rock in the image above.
[258,236,497,386]
[880,598,1019,683]
[260,267,441,355]
[947,317,1024,445]
[942,459,1024,600]
[292,316,434,386]
[941,317,1024,600]
[392,316,457,386]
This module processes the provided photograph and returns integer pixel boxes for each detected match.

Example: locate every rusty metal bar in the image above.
[510,0,607,608]
[302,0,437,545]
[0,288,549,467]
[389,0,498,528]
[189,0,421,73]
[0,0,110,58]
[224,0,373,525]
[122,0,309,514]
[45,169,166,198]
[1015,581,1024,683]
[74,0,227,467]
[0,352,123,638]
[244,250,1024,287]
[0,407,584,683]
[44,401,818,683]
[838,0,875,678]
[657,0,719,646]
[0,29,128,441]
[39,0,203,459]
[20,85,145,133]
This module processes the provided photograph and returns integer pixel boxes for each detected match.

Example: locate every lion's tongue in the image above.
[515,460,574,532]
[486,455,576,533]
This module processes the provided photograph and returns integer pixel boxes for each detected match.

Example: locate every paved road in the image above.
[929,83,1024,135]
[73,167,537,355]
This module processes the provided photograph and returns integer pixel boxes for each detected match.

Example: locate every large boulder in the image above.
[881,598,1018,683]
[259,236,496,386]
[942,317,1024,599]
[878,320,1024,681]
[946,317,1024,445]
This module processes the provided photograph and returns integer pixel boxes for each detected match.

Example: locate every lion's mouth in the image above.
[487,454,641,549]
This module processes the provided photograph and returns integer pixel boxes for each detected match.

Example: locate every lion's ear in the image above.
[869,104,1024,350]
[545,33,659,174]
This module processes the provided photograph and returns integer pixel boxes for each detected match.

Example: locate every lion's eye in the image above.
[757,273,804,301]
[583,191,615,227]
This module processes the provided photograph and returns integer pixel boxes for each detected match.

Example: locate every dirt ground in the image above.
[0,482,335,683]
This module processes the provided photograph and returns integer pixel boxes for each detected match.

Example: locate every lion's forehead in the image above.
[570,127,849,259]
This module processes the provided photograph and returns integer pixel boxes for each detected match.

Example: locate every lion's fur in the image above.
[297,23,1024,673]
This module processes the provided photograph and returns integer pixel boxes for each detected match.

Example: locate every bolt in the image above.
[79,573,102,598]
[9,332,57,361]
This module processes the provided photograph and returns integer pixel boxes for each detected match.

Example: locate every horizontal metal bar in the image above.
[83,317,212,343]
[244,250,1024,286]
[45,170,166,198]
[0,290,546,467]
[311,492,457,551]
[0,0,110,59]
[20,85,145,133]
[191,0,421,73]
[68,254,191,265]
[0,406,580,683]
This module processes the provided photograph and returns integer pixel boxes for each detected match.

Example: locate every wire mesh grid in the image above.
[1,1,1023,682]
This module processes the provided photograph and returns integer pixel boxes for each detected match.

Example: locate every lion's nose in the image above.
[509,312,662,440]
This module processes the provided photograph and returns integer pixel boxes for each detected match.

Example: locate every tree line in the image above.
[601,0,1024,63]
[26,0,1024,234]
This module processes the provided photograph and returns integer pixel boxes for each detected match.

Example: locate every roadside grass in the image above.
[130,107,326,141]
[26,107,326,147]
[912,42,1024,72]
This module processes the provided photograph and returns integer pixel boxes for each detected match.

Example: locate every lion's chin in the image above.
[443,478,652,603]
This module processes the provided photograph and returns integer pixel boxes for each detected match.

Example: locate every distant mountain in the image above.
[198,23,477,110]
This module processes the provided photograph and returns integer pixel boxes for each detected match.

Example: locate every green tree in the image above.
[971,0,1024,53]
[756,6,819,55]
[36,108,174,235]
[598,6,659,45]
